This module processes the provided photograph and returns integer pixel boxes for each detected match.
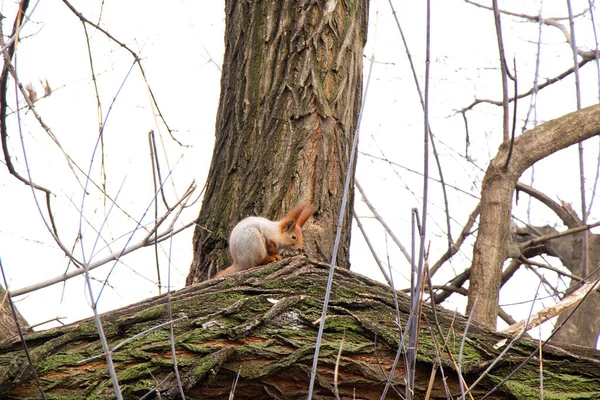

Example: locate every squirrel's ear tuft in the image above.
[280,203,316,230]
[283,218,296,232]
[297,204,316,228]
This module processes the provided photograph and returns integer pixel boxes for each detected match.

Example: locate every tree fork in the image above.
[468,103,600,329]
[187,0,369,283]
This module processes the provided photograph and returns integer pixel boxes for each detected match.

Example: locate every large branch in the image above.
[468,104,600,329]
[3,258,600,399]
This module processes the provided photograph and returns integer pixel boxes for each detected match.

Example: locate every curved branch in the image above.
[468,104,600,328]
[516,182,581,228]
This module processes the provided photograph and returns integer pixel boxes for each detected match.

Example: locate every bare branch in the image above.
[516,182,581,227]
[430,204,479,276]
[521,220,600,249]
[355,180,412,265]
[501,279,600,336]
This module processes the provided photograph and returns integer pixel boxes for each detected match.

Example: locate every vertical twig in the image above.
[586,0,600,215]
[228,367,242,400]
[538,328,543,400]
[405,0,432,396]
[167,236,185,399]
[524,2,544,223]
[566,0,588,277]
[386,0,453,249]
[353,208,393,286]
[333,337,344,400]
[306,13,375,399]
[458,300,475,400]
[491,0,511,142]
[0,259,47,400]
[503,59,518,169]
[464,280,543,396]
[355,180,412,264]
[149,130,163,294]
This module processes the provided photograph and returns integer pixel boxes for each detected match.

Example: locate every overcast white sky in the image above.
[1,0,599,341]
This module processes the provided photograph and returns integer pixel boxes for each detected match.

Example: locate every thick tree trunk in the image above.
[3,258,600,399]
[187,0,368,284]
[468,104,600,329]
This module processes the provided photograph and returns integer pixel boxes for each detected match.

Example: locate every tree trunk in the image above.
[468,104,600,329]
[0,286,30,342]
[3,258,600,399]
[186,0,368,284]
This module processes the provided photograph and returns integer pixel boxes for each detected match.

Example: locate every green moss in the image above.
[36,353,87,375]
[116,362,156,382]
[187,347,236,384]
[128,306,166,322]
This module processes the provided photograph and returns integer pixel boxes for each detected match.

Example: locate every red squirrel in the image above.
[215,204,316,278]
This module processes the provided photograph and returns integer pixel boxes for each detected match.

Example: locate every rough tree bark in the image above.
[0,0,33,342]
[3,259,600,399]
[468,104,600,329]
[0,286,30,342]
[186,0,368,284]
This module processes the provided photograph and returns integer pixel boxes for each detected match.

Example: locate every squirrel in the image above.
[214,203,317,278]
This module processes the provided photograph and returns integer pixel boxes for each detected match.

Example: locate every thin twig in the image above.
[566,0,588,279]
[228,367,242,400]
[520,220,600,248]
[503,58,518,169]
[586,0,600,214]
[458,300,476,400]
[492,0,510,142]
[306,21,375,400]
[9,219,195,297]
[61,0,182,145]
[353,208,392,286]
[482,275,600,399]
[166,237,186,399]
[386,0,453,250]
[149,131,163,294]
[458,58,591,113]
[139,372,173,400]
[501,278,600,336]
[333,337,344,400]
[430,204,479,276]
[463,281,542,396]
[0,258,47,400]
[355,180,411,264]
[79,315,189,363]
[82,258,123,399]
[372,334,405,399]
[360,152,480,199]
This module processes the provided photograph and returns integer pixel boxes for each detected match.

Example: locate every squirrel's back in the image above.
[229,216,277,271]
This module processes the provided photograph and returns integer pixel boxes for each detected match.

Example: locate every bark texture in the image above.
[3,258,600,399]
[468,104,600,329]
[0,286,30,342]
[187,0,368,284]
